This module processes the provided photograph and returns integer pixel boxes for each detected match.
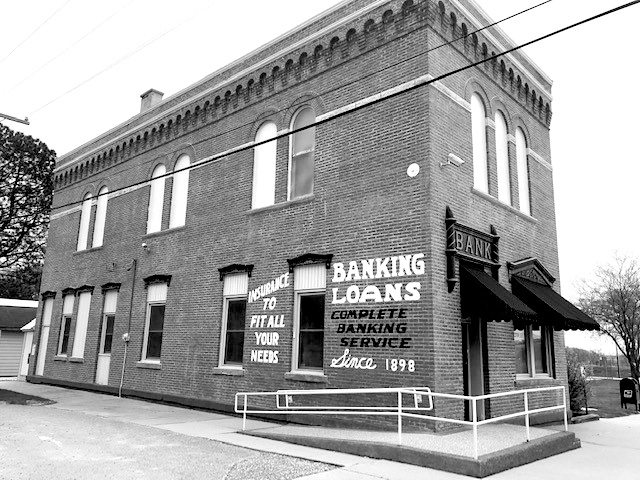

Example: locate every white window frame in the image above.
[169,154,190,229]
[76,193,92,251]
[219,273,248,368]
[471,93,488,193]
[288,107,316,201]
[146,164,166,234]
[141,283,168,363]
[291,264,326,374]
[251,121,278,209]
[92,186,108,248]
[100,290,118,355]
[515,324,553,379]
[515,127,531,216]
[495,110,511,205]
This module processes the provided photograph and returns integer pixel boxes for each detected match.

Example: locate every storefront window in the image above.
[514,329,528,374]
[515,325,552,378]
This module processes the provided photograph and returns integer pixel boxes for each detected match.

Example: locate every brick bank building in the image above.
[31,0,597,424]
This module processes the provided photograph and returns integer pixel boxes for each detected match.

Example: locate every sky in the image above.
[1,0,638,354]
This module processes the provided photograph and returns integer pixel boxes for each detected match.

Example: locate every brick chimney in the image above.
[140,89,164,113]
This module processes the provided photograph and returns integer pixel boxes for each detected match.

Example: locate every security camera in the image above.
[440,153,465,168]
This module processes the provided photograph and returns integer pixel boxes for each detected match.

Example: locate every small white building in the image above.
[0,298,38,377]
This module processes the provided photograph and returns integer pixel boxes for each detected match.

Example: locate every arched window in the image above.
[516,128,531,215]
[147,164,166,234]
[289,107,316,200]
[169,155,190,228]
[495,110,511,205]
[471,94,488,193]
[76,193,92,251]
[252,121,277,209]
[92,186,108,248]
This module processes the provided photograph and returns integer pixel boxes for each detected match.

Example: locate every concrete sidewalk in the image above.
[1,380,638,479]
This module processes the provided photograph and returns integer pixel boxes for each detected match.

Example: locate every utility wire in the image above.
[27,1,215,116]
[0,0,73,67]
[1,0,137,99]
[51,0,639,212]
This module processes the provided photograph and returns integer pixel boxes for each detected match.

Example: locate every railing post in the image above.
[472,397,478,460]
[524,391,530,442]
[243,394,247,431]
[562,386,568,432]
[397,390,403,445]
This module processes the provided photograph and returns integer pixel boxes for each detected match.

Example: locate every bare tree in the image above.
[578,255,640,380]
[0,123,55,270]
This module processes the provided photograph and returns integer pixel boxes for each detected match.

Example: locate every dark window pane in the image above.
[60,317,71,355]
[298,331,323,369]
[149,305,165,331]
[103,315,115,354]
[225,331,244,364]
[291,151,314,198]
[146,332,163,359]
[227,300,246,331]
[300,295,324,329]
[298,294,325,369]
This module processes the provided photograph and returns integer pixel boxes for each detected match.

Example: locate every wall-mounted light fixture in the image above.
[440,153,465,168]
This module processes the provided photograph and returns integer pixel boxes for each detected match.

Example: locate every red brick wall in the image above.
[33,0,565,426]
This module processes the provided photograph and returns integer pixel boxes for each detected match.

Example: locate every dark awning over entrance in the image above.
[511,276,600,331]
[460,267,537,322]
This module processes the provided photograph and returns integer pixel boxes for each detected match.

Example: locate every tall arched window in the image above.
[471,94,488,193]
[76,193,92,251]
[169,155,190,228]
[289,107,315,200]
[516,128,531,215]
[495,110,511,205]
[92,186,108,248]
[252,121,277,209]
[147,164,166,234]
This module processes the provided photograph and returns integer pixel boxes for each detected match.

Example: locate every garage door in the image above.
[0,331,23,376]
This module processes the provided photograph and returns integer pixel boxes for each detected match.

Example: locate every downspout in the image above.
[119,259,137,398]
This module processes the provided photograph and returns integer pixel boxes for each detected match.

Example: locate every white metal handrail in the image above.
[234,385,568,459]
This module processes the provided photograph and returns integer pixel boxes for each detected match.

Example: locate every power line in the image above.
[51,0,639,212]
[1,0,137,99]
[0,0,73,67]
[27,1,215,116]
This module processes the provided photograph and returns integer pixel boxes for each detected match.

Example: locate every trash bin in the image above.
[620,377,639,410]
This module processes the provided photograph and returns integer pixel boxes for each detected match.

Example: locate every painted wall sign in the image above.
[328,252,423,374]
[248,273,290,303]
[248,273,291,364]
[331,253,424,304]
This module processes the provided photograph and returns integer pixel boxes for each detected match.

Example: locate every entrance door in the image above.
[95,314,114,385]
[462,318,485,421]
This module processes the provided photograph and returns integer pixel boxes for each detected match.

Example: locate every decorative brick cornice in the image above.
[53,0,551,193]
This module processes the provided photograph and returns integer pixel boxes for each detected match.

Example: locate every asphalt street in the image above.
[0,403,334,480]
